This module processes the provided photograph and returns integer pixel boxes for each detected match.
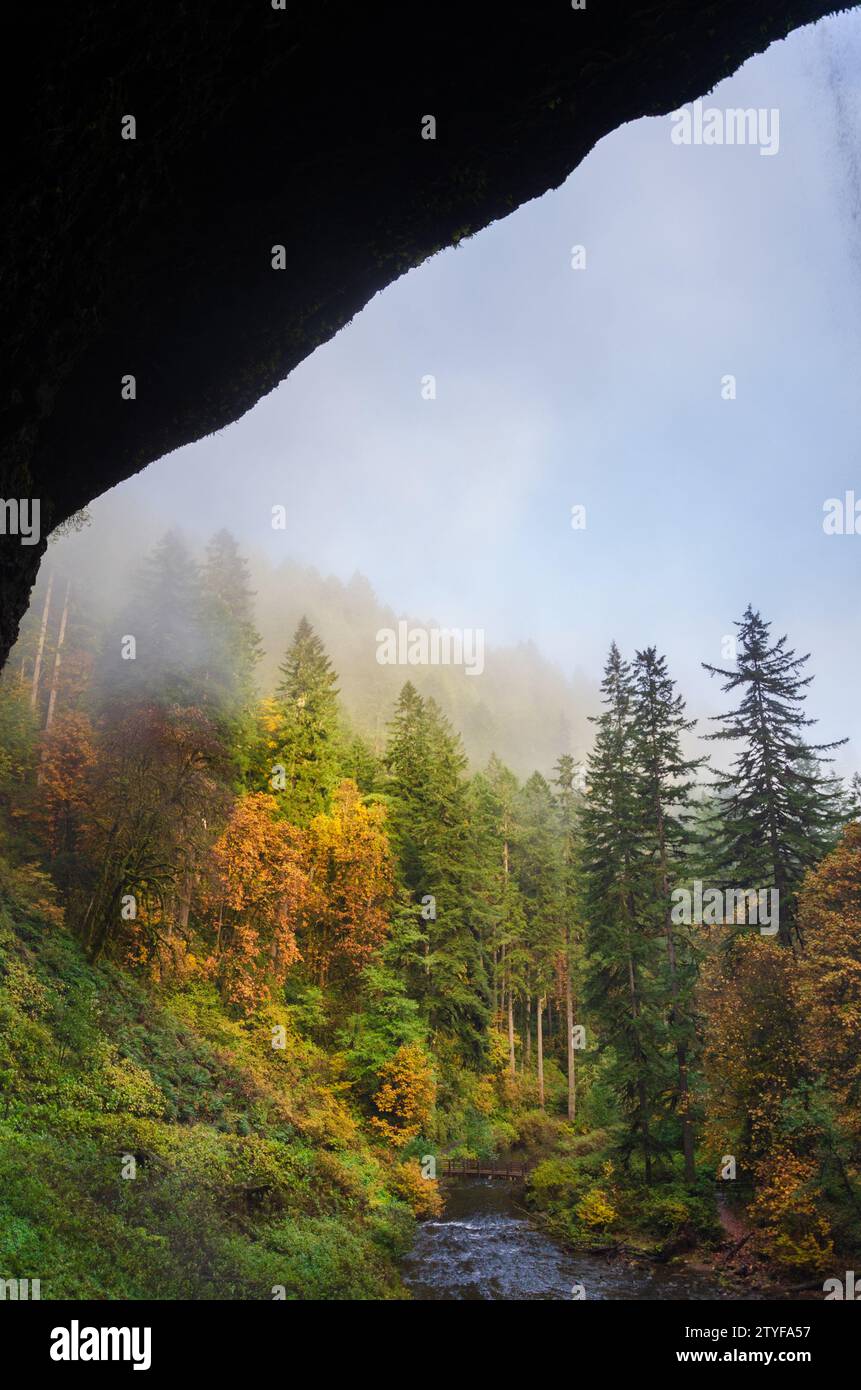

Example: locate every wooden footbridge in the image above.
[442,1158,527,1180]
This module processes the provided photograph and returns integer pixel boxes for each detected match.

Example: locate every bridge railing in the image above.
[442,1158,527,1179]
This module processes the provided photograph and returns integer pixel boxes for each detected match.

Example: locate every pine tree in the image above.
[271,617,340,825]
[631,646,705,1183]
[703,606,847,947]
[580,643,664,1182]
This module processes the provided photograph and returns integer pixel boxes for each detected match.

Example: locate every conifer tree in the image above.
[631,646,705,1182]
[703,606,847,947]
[580,643,664,1181]
[272,617,340,825]
[384,684,489,1054]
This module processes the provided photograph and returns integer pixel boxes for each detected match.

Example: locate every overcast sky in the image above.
[79,10,861,774]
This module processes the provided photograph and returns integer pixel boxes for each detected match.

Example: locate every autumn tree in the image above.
[77,706,224,963]
[370,1042,436,1148]
[207,792,308,1013]
[701,933,835,1269]
[31,711,96,885]
[304,779,393,988]
[794,822,861,1229]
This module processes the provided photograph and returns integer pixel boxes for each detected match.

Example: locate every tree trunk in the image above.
[653,789,696,1186]
[30,572,53,712]
[176,869,193,933]
[565,931,576,1122]
[503,837,516,1077]
[44,580,70,731]
[537,995,545,1109]
[624,902,653,1186]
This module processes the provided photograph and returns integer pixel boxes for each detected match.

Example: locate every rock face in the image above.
[1,1,850,664]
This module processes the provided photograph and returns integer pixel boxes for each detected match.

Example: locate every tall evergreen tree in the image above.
[580,643,665,1182]
[384,684,489,1055]
[631,646,705,1183]
[271,617,340,825]
[703,606,847,947]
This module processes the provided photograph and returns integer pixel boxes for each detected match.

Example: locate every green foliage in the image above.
[270,617,341,825]
[703,605,848,946]
[0,879,414,1300]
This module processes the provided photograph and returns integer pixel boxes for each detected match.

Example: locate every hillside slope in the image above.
[0,858,419,1300]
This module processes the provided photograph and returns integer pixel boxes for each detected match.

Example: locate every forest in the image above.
[1,526,860,1299]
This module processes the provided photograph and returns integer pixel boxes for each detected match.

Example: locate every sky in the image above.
[63,10,861,775]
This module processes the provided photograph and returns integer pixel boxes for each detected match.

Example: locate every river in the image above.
[402,1179,735,1301]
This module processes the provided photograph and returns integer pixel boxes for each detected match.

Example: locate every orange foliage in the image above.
[208,792,307,1013]
[32,712,96,855]
[748,1148,834,1272]
[700,934,800,1171]
[305,780,392,985]
[796,822,861,1120]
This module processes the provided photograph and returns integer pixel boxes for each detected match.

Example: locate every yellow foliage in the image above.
[388,1160,443,1218]
[370,1043,435,1148]
[749,1150,834,1272]
[575,1186,617,1230]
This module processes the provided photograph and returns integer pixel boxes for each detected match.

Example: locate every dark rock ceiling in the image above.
[1,1,855,664]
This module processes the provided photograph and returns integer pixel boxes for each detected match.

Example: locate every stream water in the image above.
[402,1179,735,1301]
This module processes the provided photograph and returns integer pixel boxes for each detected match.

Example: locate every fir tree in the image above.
[703,606,847,947]
[580,643,664,1182]
[631,646,705,1183]
[384,684,489,1054]
[272,617,340,825]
